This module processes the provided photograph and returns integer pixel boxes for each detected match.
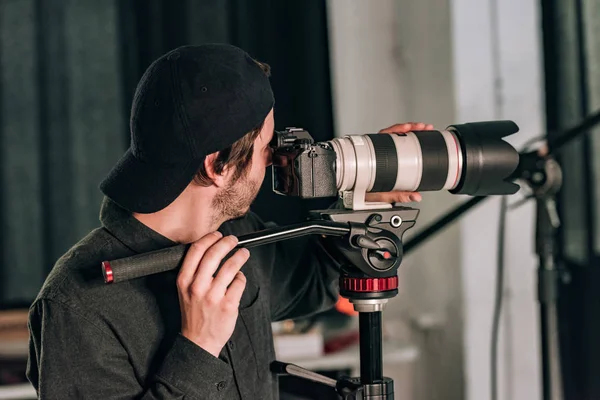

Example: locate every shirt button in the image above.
[216,381,227,391]
[228,340,235,350]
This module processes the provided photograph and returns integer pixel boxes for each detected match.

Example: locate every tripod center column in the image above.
[359,311,384,384]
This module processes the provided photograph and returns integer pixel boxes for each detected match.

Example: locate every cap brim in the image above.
[99,148,201,214]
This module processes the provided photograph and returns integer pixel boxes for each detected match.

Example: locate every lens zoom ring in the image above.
[416,131,449,191]
[367,134,398,192]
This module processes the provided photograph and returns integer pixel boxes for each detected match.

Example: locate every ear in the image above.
[203,152,231,188]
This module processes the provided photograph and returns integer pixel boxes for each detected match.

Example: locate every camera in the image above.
[270,122,521,210]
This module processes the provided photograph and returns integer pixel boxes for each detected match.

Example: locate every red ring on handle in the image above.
[102,261,113,284]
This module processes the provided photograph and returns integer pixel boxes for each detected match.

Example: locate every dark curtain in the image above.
[0,0,127,307]
[541,0,600,398]
[0,0,335,307]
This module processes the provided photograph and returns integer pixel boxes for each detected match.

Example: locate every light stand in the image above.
[522,151,564,400]
[403,151,566,400]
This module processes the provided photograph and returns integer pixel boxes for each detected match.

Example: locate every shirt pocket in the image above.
[239,285,276,381]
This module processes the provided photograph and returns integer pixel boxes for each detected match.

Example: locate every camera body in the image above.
[271,128,338,198]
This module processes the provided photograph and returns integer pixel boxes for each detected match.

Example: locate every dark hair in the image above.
[194,60,271,186]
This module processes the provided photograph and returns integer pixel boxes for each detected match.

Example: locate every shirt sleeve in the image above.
[27,298,234,400]
[245,212,342,322]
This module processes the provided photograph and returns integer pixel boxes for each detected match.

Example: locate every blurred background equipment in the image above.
[2,0,600,399]
[541,1,600,400]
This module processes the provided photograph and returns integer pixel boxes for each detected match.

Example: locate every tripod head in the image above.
[308,206,418,312]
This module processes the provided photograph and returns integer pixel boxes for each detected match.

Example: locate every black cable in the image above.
[488,0,506,395]
[490,139,534,399]
[491,196,508,400]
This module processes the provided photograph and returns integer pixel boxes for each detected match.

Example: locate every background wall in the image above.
[327,0,544,399]
[453,0,545,399]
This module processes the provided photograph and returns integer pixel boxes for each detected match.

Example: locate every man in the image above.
[26,43,430,399]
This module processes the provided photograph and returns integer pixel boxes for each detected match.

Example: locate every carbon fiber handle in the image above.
[102,244,188,283]
[101,220,350,284]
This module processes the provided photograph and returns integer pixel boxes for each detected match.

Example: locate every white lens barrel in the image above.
[329,130,463,193]
[329,137,356,191]
[388,133,422,192]
[439,130,463,190]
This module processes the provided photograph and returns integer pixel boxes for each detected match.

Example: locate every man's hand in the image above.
[177,231,249,357]
[364,122,434,204]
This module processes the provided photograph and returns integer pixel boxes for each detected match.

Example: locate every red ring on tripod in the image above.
[341,276,398,292]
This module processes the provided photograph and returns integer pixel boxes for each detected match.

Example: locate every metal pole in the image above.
[359,311,383,384]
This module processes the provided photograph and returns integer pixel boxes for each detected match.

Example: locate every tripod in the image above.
[270,206,419,399]
[102,205,420,400]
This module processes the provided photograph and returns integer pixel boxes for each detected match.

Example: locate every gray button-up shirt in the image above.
[26,198,341,399]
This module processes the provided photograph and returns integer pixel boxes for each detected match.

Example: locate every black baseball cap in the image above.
[100,44,274,213]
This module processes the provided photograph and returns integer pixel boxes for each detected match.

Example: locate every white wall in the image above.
[326,0,545,399]
[452,0,544,399]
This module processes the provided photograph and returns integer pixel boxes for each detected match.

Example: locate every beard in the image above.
[212,169,262,223]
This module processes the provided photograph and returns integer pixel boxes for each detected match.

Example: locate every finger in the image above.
[193,235,240,284]
[388,193,414,203]
[405,122,433,131]
[378,122,434,134]
[378,123,412,134]
[211,248,250,293]
[177,231,223,290]
[410,192,423,202]
[224,272,247,304]
[365,191,421,203]
[364,192,401,203]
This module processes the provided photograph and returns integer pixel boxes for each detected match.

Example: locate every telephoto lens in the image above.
[330,121,520,194]
[271,121,521,210]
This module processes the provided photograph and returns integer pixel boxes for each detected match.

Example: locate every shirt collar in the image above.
[99,197,176,254]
